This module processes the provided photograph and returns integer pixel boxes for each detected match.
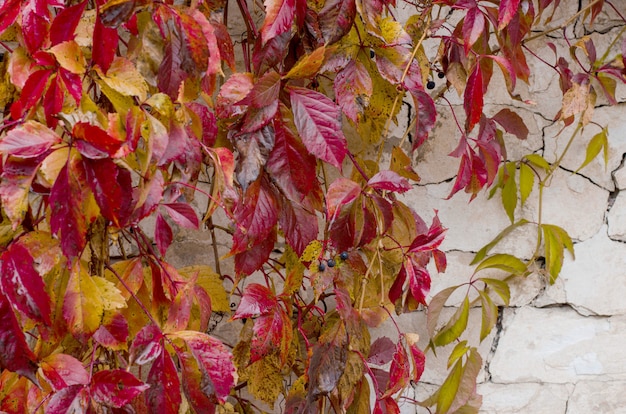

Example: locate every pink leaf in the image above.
[233,283,277,319]
[498,0,521,30]
[43,74,64,127]
[22,0,49,54]
[367,337,396,365]
[492,108,529,140]
[410,89,437,150]
[463,6,485,54]
[290,86,347,169]
[334,60,373,123]
[407,341,426,382]
[231,179,279,254]
[408,263,431,306]
[408,213,447,253]
[278,198,318,256]
[0,0,20,35]
[46,385,89,414]
[90,370,149,408]
[382,341,409,398]
[0,121,60,158]
[433,249,447,273]
[40,354,89,391]
[129,324,163,365]
[261,0,295,44]
[163,203,199,229]
[59,68,83,105]
[146,350,181,414]
[0,242,52,324]
[73,122,124,158]
[374,397,401,414]
[93,313,129,350]
[368,170,411,193]
[325,177,361,220]
[251,307,293,363]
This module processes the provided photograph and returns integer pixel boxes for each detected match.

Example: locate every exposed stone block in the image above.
[478,382,571,414]
[567,381,626,413]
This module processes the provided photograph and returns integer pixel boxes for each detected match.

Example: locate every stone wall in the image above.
[164,3,626,413]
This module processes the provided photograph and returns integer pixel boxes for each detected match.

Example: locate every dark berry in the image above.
[318,263,326,272]
[340,251,349,260]
[438,71,445,79]
[427,80,436,90]
[327,259,336,268]
[370,49,375,59]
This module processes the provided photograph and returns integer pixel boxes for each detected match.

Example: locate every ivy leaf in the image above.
[90,369,149,408]
[45,384,89,414]
[10,68,52,119]
[318,0,356,44]
[381,341,409,398]
[290,86,347,170]
[84,158,133,227]
[0,242,52,325]
[172,331,238,403]
[492,108,528,140]
[43,74,64,127]
[129,324,164,366]
[260,0,295,44]
[232,126,275,191]
[333,59,372,122]
[498,0,521,30]
[49,1,87,46]
[0,296,39,384]
[40,354,89,391]
[0,155,45,227]
[50,156,99,259]
[235,228,277,275]
[407,262,432,306]
[93,10,119,73]
[285,45,328,80]
[21,0,49,54]
[542,224,574,284]
[308,342,347,399]
[95,57,148,101]
[155,213,173,258]
[163,203,199,230]
[158,25,188,99]
[73,122,124,159]
[0,0,20,34]
[373,397,400,414]
[475,253,527,275]
[410,89,437,150]
[63,261,105,342]
[278,197,318,256]
[408,213,446,253]
[577,127,608,172]
[93,312,129,350]
[367,337,395,365]
[368,170,411,193]
[146,350,181,414]
[464,64,484,132]
[234,283,277,318]
[463,6,485,54]
[326,178,361,220]
[433,296,470,347]
[0,121,60,158]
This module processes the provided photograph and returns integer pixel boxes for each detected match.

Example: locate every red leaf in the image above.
[93,313,129,350]
[232,126,275,191]
[45,384,89,414]
[407,341,425,382]
[90,369,149,408]
[0,121,60,158]
[0,242,52,324]
[50,1,87,46]
[186,102,218,147]
[231,179,279,254]
[325,178,361,220]
[408,213,446,253]
[22,0,49,54]
[407,262,431,306]
[233,283,277,319]
[129,324,163,365]
[178,351,214,413]
[485,54,517,91]
[10,69,52,119]
[163,203,199,229]
[239,71,281,108]
[251,306,293,363]
[374,397,400,414]
[50,159,97,258]
[382,341,409,398]
[216,73,254,119]
[40,354,89,391]
[334,60,372,123]
[158,29,188,99]
[59,68,83,105]
[433,249,447,273]
[492,108,529,140]
[84,158,133,227]
[131,170,164,224]
[464,64,483,132]
[43,75,64,127]
[234,227,277,275]
[146,350,181,414]
[0,0,20,35]
[308,343,346,398]
[93,11,119,73]
[73,122,124,158]
[318,0,356,44]
[463,6,485,54]
[0,296,38,385]
[99,0,136,28]
[498,0,521,30]
[261,0,295,44]
[173,331,237,403]
[367,337,395,365]
[155,213,173,257]
[290,86,347,170]
[165,277,196,332]
[267,105,318,199]
[279,198,318,256]
[178,12,209,73]
[211,21,235,70]
[368,170,411,193]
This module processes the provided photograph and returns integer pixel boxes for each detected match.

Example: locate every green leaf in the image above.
[524,153,551,171]
[475,253,527,275]
[427,285,460,338]
[577,127,608,172]
[479,278,510,305]
[448,340,469,369]
[433,296,470,347]
[519,162,534,205]
[471,219,529,265]
[437,358,463,414]
[542,224,575,283]
[449,347,482,412]
[478,290,498,341]
[501,162,517,223]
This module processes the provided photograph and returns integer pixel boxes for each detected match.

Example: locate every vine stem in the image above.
[524,0,604,43]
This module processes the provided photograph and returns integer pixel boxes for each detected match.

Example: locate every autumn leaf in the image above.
[49,1,87,46]
[0,121,60,158]
[40,354,89,391]
[464,64,484,132]
[368,170,411,193]
[463,6,485,54]
[498,0,521,30]
[146,349,181,414]
[90,369,149,408]
[260,0,295,44]
[93,10,119,73]
[0,296,39,384]
[290,86,348,170]
[63,261,106,341]
[0,155,46,227]
[318,0,356,44]
[95,57,148,101]
[45,384,89,414]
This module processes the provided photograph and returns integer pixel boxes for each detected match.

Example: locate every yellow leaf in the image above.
[95,78,134,115]
[282,247,305,295]
[390,146,420,181]
[92,276,126,311]
[63,261,105,339]
[247,354,284,409]
[95,57,148,101]
[75,10,96,48]
[179,265,230,313]
[284,45,327,80]
[49,41,86,74]
[560,82,590,121]
[300,240,322,263]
